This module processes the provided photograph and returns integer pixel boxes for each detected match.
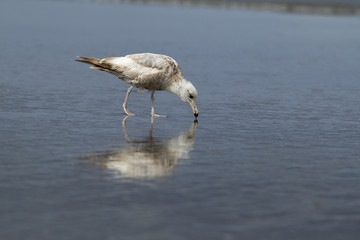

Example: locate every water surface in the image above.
[1,0,360,239]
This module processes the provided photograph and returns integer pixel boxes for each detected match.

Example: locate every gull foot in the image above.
[123,107,135,116]
[122,103,135,116]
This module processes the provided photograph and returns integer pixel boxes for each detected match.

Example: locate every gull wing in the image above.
[127,53,181,72]
[100,53,183,86]
[76,53,184,89]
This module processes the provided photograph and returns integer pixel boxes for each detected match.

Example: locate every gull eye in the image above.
[189,94,194,99]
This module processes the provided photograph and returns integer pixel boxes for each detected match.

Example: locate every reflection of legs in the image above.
[151,90,166,118]
[122,115,132,141]
[122,86,134,116]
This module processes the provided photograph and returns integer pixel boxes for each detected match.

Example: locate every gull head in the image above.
[168,79,199,118]
[178,81,199,118]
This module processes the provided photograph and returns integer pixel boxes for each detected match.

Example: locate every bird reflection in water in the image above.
[80,117,197,178]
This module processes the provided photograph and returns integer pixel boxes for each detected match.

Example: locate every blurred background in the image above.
[72,0,360,14]
[1,0,360,239]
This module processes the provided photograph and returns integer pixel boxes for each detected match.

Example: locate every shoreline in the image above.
[78,0,360,15]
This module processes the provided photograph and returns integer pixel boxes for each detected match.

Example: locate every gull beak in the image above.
[190,102,199,118]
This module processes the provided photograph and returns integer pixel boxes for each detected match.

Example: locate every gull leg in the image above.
[122,86,135,116]
[151,90,167,118]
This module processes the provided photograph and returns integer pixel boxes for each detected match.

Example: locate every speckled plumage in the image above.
[75,53,199,118]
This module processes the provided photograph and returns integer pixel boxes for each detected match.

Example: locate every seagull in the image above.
[74,53,198,118]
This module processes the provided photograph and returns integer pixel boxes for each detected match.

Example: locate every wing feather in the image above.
[127,53,178,70]
[77,53,183,90]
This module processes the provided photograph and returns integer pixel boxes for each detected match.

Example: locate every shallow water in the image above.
[1,0,360,239]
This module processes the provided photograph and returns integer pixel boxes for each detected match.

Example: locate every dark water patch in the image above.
[64,0,360,14]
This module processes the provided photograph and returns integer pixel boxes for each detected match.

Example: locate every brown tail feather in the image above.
[74,56,120,76]
[74,59,94,65]
[75,56,101,65]
[90,66,113,73]
[74,56,113,70]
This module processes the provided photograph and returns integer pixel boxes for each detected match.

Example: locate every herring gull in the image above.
[74,53,198,118]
